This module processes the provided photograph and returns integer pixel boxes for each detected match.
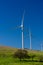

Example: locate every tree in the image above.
[39,55,43,62]
[31,54,36,61]
[14,49,30,61]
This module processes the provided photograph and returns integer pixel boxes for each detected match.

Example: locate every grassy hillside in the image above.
[0,46,43,57]
[0,46,17,54]
[0,46,43,54]
[0,46,43,65]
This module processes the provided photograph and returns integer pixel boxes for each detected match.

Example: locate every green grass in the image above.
[0,46,43,65]
[0,57,43,65]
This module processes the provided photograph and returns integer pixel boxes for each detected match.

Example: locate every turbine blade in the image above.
[21,10,25,27]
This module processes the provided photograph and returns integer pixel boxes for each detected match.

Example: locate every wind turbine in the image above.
[13,11,25,49]
[20,11,25,49]
[29,26,32,50]
[41,43,43,51]
[25,26,32,50]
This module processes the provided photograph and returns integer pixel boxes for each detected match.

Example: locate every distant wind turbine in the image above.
[41,43,43,51]
[26,26,32,50]
[29,26,32,50]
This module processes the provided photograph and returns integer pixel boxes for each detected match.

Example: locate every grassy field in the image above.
[0,46,43,65]
[0,57,43,65]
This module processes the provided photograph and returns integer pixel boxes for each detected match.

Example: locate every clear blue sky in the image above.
[0,0,43,50]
